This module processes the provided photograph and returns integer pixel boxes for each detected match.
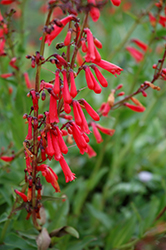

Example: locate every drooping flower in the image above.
[95,124,115,136]
[0,39,6,56]
[15,189,28,202]
[149,12,156,27]
[69,70,77,98]
[37,164,60,192]
[26,116,33,140]
[84,28,95,61]
[110,0,121,7]
[0,155,15,162]
[74,101,91,134]
[124,102,145,112]
[62,69,72,104]
[87,0,100,22]
[91,65,108,87]
[159,15,166,27]
[56,126,68,154]
[9,57,19,70]
[53,69,60,95]
[49,95,59,123]
[94,37,102,49]
[24,72,33,89]
[82,99,100,121]
[41,15,77,46]
[59,157,76,183]
[64,29,72,46]
[131,39,148,52]
[91,122,103,143]
[0,72,13,78]
[45,131,55,157]
[86,144,97,158]
[70,121,88,154]
[126,46,144,63]
[92,59,123,76]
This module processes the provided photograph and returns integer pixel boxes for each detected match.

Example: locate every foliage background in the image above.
[0,0,166,249]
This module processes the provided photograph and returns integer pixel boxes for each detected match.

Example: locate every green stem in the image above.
[31,7,53,230]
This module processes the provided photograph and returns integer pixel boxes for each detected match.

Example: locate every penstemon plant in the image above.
[0,0,166,249]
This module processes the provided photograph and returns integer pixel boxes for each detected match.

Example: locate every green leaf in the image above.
[0,213,8,224]
[41,195,65,203]
[86,203,112,229]
[50,226,79,239]
[67,236,97,250]
[64,226,79,239]
[106,216,136,249]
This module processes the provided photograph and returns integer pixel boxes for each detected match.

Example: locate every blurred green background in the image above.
[0,0,166,249]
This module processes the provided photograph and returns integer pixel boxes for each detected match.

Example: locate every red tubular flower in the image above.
[110,0,121,6]
[71,122,88,153]
[38,164,60,192]
[46,131,55,157]
[81,38,88,53]
[82,99,100,121]
[117,91,125,96]
[90,7,100,22]
[30,90,39,112]
[64,29,72,46]
[0,73,13,78]
[40,80,53,91]
[55,54,68,67]
[41,147,47,161]
[82,132,90,143]
[26,116,33,140]
[94,38,102,49]
[92,66,108,87]
[73,100,82,126]
[126,47,144,63]
[131,39,148,52]
[91,122,103,143]
[15,190,28,202]
[96,124,115,136]
[51,132,62,161]
[94,46,101,62]
[76,102,91,134]
[56,127,68,154]
[84,28,95,61]
[42,15,76,46]
[24,72,32,89]
[49,95,59,123]
[159,15,166,27]
[0,39,6,56]
[0,155,15,162]
[92,59,123,76]
[76,50,84,66]
[9,57,19,70]
[88,0,100,22]
[102,102,111,116]
[69,70,77,98]
[59,157,76,183]
[0,0,15,4]
[53,69,60,95]
[25,152,32,174]
[62,69,72,104]
[88,69,102,94]
[124,103,145,112]
[83,66,94,90]
[64,102,71,114]
[149,12,156,27]
[86,144,97,158]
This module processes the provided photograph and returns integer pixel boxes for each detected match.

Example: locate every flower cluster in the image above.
[10,0,123,221]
